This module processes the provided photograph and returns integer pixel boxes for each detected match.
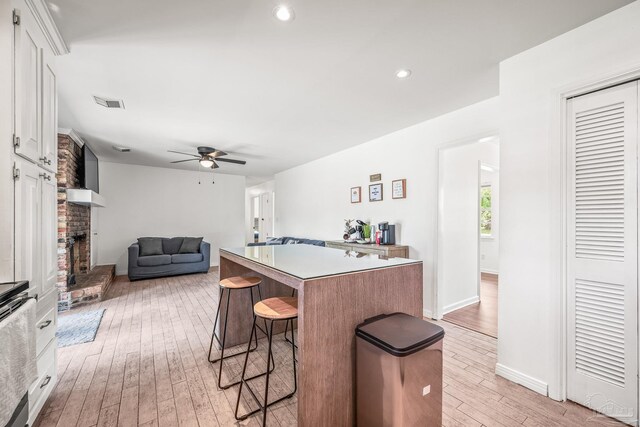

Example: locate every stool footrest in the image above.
[236,379,296,421]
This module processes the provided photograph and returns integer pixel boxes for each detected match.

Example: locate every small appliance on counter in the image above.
[378,222,396,245]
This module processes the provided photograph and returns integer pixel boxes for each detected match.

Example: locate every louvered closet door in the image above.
[567,81,638,425]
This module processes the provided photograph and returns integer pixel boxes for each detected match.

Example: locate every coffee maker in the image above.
[378,222,396,245]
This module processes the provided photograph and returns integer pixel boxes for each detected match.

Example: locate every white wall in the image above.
[499,1,640,399]
[480,166,499,274]
[97,162,245,275]
[275,97,500,316]
[440,140,499,313]
[244,180,275,244]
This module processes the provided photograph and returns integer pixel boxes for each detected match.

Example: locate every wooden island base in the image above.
[218,249,423,426]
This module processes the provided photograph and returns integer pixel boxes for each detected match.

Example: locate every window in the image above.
[480,185,492,236]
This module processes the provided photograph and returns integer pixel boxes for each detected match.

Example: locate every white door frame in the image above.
[432,130,499,320]
[550,64,640,402]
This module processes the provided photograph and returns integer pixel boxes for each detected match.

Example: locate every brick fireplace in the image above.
[57,133,114,311]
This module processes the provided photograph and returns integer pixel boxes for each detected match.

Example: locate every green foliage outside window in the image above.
[480,186,492,236]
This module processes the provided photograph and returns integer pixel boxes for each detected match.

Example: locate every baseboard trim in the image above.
[495,363,548,396]
[423,308,434,319]
[443,295,480,315]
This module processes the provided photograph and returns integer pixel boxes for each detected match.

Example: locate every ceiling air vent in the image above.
[93,95,125,109]
[112,145,131,152]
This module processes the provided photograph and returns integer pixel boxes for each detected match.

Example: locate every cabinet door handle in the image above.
[40,375,51,388]
[47,159,52,165]
[38,320,52,329]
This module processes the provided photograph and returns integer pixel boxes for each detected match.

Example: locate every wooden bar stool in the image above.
[234,296,298,426]
[208,276,273,389]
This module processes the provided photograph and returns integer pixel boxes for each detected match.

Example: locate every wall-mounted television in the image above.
[80,144,99,193]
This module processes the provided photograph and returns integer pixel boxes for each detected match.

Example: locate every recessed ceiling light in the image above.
[396,69,412,79]
[273,5,295,22]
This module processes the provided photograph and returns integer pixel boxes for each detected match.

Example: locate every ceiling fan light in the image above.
[199,158,214,168]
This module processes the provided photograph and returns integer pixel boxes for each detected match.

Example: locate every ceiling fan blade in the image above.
[170,158,199,163]
[216,158,246,165]
[211,160,220,169]
[210,150,228,158]
[168,150,199,158]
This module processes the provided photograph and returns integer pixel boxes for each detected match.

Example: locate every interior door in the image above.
[14,160,41,293]
[260,192,274,240]
[13,1,43,163]
[91,206,99,268]
[567,81,638,424]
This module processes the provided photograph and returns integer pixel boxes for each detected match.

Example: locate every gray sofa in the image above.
[248,236,325,247]
[128,237,210,281]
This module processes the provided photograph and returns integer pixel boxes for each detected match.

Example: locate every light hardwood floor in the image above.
[443,273,498,338]
[34,269,621,427]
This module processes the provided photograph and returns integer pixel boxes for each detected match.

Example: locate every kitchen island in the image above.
[218,244,423,426]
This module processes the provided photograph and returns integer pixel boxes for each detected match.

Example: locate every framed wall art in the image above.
[351,186,361,203]
[369,183,383,202]
[392,179,406,199]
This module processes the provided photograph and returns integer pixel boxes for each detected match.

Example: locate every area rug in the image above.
[56,309,105,347]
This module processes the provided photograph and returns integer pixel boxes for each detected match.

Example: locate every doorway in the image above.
[251,192,274,243]
[437,136,500,338]
[565,80,638,424]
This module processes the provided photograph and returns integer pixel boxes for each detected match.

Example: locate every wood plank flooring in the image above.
[443,273,498,338]
[34,269,622,426]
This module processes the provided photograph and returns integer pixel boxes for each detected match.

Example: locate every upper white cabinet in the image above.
[13,0,58,172]
[42,55,58,173]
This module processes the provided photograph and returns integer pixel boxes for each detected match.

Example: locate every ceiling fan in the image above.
[168,146,247,169]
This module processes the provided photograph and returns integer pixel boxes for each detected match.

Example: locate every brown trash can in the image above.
[356,313,445,427]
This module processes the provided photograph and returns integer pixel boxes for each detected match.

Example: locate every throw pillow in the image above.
[138,237,163,256]
[162,237,184,255]
[179,237,203,254]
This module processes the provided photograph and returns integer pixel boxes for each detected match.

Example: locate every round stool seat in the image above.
[254,297,298,320]
[220,276,261,289]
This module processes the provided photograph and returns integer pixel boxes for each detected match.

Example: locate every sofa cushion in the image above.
[162,237,184,255]
[138,254,171,267]
[179,237,203,253]
[138,237,163,256]
[171,253,204,264]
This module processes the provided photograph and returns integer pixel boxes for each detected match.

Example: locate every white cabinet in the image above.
[14,159,56,300]
[41,174,58,297]
[13,0,57,172]
[10,0,65,422]
[41,53,57,173]
[14,160,41,293]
